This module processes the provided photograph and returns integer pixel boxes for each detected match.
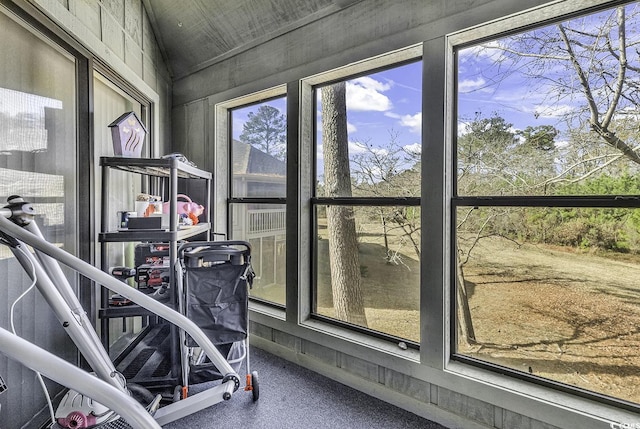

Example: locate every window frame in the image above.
[217,85,288,309]
[2,0,159,357]
[303,45,423,346]
[447,0,640,412]
[0,2,129,425]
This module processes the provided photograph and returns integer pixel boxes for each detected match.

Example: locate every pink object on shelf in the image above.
[162,194,204,217]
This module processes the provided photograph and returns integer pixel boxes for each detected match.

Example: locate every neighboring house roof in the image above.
[233,139,286,176]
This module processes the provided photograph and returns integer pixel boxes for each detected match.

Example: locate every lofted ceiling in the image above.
[143,0,361,80]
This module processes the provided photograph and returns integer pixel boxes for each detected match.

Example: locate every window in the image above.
[312,58,422,343]
[453,1,640,408]
[93,71,149,346]
[229,96,287,306]
[0,5,79,426]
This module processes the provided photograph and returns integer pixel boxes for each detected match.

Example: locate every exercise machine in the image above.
[0,196,246,428]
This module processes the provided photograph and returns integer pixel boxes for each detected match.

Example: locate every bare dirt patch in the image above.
[285,221,640,405]
[315,235,421,342]
[458,237,640,404]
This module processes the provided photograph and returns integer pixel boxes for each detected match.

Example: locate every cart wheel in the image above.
[251,370,259,401]
[127,383,156,406]
[173,385,182,402]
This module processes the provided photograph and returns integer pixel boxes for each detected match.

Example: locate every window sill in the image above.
[445,359,639,428]
[249,300,286,321]
[248,301,420,368]
[248,303,639,428]
[300,317,421,362]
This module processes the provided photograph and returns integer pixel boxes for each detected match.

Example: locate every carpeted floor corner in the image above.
[164,346,447,429]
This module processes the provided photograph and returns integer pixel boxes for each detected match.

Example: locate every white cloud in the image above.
[348,141,389,157]
[385,111,422,134]
[458,77,486,93]
[346,77,393,112]
[372,147,389,157]
[354,76,392,92]
[458,41,507,62]
[349,141,368,154]
[403,142,421,155]
[399,112,421,134]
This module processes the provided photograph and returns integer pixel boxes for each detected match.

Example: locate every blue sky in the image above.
[231,61,423,175]
[339,61,422,155]
[455,2,640,151]
[456,41,570,138]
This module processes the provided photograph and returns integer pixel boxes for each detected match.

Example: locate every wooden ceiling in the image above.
[144,0,361,80]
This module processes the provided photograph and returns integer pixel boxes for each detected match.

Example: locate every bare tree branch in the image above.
[557,23,600,125]
[601,7,627,129]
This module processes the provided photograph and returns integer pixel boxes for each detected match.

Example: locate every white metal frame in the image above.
[0,197,241,427]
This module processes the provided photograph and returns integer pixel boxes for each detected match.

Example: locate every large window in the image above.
[312,59,422,342]
[0,5,78,426]
[230,97,287,306]
[453,1,640,407]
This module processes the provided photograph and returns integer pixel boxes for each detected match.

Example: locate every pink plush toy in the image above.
[162,194,204,217]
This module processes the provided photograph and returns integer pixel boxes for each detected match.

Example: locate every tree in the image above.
[457,114,565,197]
[482,5,640,182]
[455,4,640,247]
[349,130,421,262]
[239,105,286,160]
[455,115,562,345]
[457,114,521,195]
[321,82,368,327]
[453,6,640,344]
[518,125,557,152]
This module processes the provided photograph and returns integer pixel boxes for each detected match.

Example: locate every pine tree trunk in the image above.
[321,82,368,327]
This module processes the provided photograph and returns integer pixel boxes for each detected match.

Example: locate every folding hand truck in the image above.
[0,196,249,428]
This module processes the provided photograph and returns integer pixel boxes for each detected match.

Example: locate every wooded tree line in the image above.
[457,113,640,254]
[457,3,640,254]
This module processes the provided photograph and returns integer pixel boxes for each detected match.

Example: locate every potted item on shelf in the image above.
[135,193,162,217]
[108,111,147,158]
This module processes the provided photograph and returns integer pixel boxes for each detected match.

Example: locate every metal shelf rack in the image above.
[98,156,212,392]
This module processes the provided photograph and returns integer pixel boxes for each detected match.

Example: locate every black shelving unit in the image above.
[98,156,212,393]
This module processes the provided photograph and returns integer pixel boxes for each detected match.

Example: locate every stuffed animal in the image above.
[162,194,204,224]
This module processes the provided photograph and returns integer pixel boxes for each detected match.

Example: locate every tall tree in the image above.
[457,114,520,195]
[321,82,368,327]
[484,5,640,181]
[239,105,286,160]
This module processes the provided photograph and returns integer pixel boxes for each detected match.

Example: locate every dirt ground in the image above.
[254,222,640,406]
[458,237,640,405]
